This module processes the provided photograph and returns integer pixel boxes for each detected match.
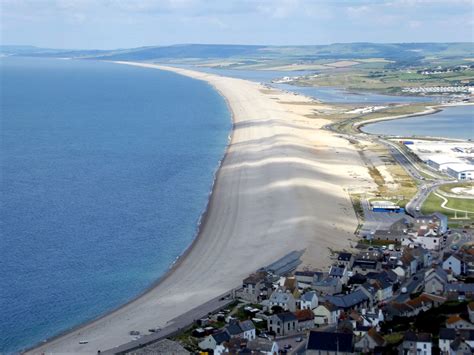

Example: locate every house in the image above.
[337,252,354,268]
[269,287,296,312]
[413,213,448,235]
[267,312,298,336]
[267,312,297,336]
[446,315,474,330]
[354,328,386,352]
[439,328,457,353]
[295,270,323,285]
[313,277,342,295]
[198,330,230,351]
[313,302,340,326]
[240,271,268,302]
[226,320,256,340]
[446,283,474,300]
[400,331,432,355]
[295,309,315,330]
[383,302,414,320]
[329,264,349,284]
[300,291,318,310]
[449,338,473,354]
[468,302,474,323]
[360,308,384,328]
[325,289,370,311]
[401,252,418,276]
[357,282,379,305]
[359,275,394,303]
[306,330,354,355]
[439,328,474,354]
[424,267,448,295]
[246,338,279,355]
[283,276,298,293]
[352,259,382,275]
[443,254,464,276]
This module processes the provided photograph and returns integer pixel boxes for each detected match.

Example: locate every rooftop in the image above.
[307,331,353,352]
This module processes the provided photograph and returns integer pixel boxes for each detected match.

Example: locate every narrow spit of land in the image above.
[27,64,372,354]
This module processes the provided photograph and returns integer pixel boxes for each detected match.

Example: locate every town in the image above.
[122,209,473,355]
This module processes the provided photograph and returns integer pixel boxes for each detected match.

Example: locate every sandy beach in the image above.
[27,63,372,354]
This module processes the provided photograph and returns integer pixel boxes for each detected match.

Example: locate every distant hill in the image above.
[2,43,473,68]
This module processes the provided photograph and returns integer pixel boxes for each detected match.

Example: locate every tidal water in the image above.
[273,83,436,104]
[0,57,231,353]
[180,65,436,104]
[362,105,474,140]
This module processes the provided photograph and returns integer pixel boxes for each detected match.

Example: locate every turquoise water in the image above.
[0,57,231,353]
[362,105,474,140]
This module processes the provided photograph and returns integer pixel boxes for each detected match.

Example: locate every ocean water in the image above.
[361,105,474,140]
[0,57,231,353]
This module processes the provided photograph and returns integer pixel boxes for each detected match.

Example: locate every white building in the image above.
[445,163,474,180]
[299,291,318,310]
[443,254,463,276]
[426,156,463,171]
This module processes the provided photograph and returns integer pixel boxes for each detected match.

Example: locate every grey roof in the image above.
[301,291,317,302]
[212,330,230,344]
[359,282,378,296]
[270,289,293,304]
[275,311,297,322]
[264,250,303,276]
[439,328,456,340]
[353,260,378,269]
[326,289,369,309]
[226,322,243,336]
[246,338,274,352]
[404,331,431,342]
[426,266,448,283]
[446,283,474,293]
[449,337,472,351]
[239,320,255,332]
[329,265,346,277]
[314,277,340,287]
[338,252,353,261]
[368,270,398,284]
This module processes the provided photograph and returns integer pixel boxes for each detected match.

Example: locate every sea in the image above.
[361,105,474,140]
[0,57,231,353]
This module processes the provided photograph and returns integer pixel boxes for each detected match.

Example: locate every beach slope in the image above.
[27,64,371,354]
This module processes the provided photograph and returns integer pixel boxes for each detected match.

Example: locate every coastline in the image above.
[27,63,371,354]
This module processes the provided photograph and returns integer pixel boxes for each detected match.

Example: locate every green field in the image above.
[422,191,474,221]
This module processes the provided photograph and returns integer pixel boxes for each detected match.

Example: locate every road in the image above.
[101,290,236,354]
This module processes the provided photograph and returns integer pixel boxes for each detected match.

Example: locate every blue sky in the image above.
[1,0,473,49]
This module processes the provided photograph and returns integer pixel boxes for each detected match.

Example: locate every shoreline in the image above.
[23,62,238,354]
[27,62,369,354]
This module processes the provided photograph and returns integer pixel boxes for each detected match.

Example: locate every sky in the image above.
[1,0,473,49]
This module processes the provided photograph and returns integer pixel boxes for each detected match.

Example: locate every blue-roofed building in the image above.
[325,289,370,311]
[306,330,354,354]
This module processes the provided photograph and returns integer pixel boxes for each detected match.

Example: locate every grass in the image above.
[292,67,474,94]
[422,191,474,219]
[438,181,474,194]
[384,332,404,345]
[444,197,474,213]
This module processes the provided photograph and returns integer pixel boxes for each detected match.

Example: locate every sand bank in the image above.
[27,63,372,354]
